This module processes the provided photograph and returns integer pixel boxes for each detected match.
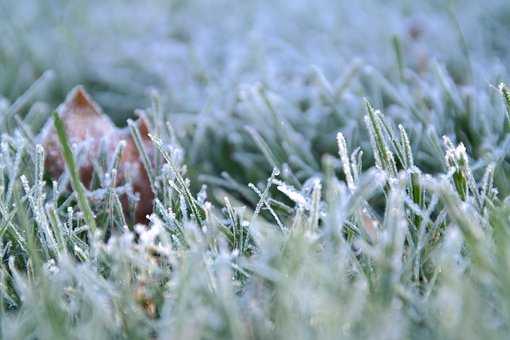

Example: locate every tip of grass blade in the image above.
[499,83,510,128]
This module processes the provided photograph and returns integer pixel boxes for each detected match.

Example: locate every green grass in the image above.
[1,0,510,339]
[52,111,96,233]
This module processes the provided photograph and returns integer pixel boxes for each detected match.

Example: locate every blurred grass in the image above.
[1,0,510,339]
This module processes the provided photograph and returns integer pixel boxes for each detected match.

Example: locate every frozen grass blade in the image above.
[128,118,157,194]
[364,99,397,177]
[499,83,510,128]
[337,132,355,191]
[3,70,54,130]
[249,167,282,231]
[52,111,96,232]
[307,179,321,232]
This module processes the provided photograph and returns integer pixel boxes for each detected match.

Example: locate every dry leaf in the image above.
[38,86,155,224]
[115,113,155,223]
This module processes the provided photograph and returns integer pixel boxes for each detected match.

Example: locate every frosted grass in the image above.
[0,1,510,339]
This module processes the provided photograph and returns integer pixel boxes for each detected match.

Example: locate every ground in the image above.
[1,1,510,339]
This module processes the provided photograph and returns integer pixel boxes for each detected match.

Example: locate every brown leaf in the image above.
[116,113,155,223]
[39,86,155,224]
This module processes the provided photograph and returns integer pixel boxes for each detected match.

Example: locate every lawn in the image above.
[1,1,510,339]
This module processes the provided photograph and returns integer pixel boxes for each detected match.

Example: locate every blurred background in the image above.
[2,0,509,117]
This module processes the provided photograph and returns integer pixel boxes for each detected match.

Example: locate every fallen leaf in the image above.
[39,85,155,224]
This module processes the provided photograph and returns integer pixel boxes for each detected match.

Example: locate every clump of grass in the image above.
[1,1,510,339]
[0,85,508,338]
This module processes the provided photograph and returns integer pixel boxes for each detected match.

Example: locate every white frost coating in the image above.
[277,183,307,207]
[337,132,355,191]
